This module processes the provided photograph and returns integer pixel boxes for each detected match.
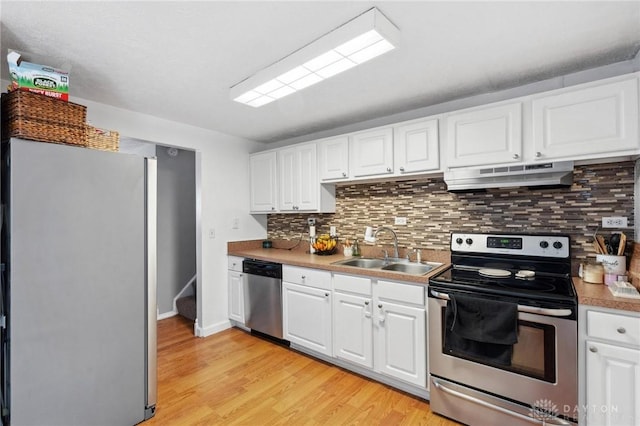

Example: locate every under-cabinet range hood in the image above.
[444,161,574,191]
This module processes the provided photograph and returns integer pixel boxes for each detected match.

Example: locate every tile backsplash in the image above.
[267,161,635,266]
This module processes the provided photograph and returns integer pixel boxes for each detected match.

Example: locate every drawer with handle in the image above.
[586,309,640,347]
[228,256,244,272]
[283,265,331,290]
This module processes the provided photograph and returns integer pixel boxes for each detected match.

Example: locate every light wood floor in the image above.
[144,316,462,425]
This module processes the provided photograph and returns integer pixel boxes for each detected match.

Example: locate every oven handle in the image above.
[429,289,573,317]
[432,378,572,425]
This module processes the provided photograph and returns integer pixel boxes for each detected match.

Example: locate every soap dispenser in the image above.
[352,238,361,257]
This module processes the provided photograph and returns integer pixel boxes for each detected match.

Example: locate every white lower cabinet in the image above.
[333,273,374,369]
[332,274,427,388]
[586,341,640,426]
[375,299,426,387]
[333,291,373,368]
[227,256,244,324]
[374,280,427,387]
[282,266,332,356]
[580,305,640,426]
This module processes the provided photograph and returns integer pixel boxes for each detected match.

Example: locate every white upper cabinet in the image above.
[532,77,639,161]
[278,143,319,212]
[394,118,440,174]
[350,127,394,178]
[446,102,523,168]
[319,136,349,181]
[250,73,640,197]
[250,144,335,214]
[249,151,277,213]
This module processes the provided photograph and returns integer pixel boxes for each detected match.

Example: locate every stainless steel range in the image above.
[428,232,577,426]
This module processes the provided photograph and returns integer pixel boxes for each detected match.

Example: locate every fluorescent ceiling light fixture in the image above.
[230,7,400,107]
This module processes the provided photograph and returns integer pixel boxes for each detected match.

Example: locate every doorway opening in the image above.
[120,137,200,335]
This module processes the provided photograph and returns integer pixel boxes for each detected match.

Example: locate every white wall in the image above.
[78,97,267,336]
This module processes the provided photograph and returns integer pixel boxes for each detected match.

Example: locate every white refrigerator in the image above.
[0,138,157,425]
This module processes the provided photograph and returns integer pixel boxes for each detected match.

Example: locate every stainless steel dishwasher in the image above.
[242,259,284,339]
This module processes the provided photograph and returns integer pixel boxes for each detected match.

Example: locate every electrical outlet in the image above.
[307,217,316,226]
[208,228,216,239]
[602,216,628,228]
[394,217,408,225]
[232,218,239,229]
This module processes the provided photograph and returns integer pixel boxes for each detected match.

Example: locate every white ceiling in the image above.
[2,1,640,144]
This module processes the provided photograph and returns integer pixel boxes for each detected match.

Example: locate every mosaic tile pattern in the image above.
[268,162,636,270]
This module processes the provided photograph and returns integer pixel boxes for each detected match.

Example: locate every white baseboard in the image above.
[290,343,430,401]
[194,319,232,337]
[157,310,178,321]
[229,320,250,332]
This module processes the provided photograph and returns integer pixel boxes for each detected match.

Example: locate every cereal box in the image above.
[7,51,69,101]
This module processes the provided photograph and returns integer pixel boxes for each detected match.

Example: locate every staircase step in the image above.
[176,295,196,321]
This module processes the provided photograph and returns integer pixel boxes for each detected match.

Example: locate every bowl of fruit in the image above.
[311,234,338,255]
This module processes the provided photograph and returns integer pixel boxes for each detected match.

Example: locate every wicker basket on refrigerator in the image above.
[1,90,88,146]
[86,125,119,152]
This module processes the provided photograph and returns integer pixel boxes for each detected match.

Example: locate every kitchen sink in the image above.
[332,257,442,276]
[381,262,435,275]
[336,258,387,268]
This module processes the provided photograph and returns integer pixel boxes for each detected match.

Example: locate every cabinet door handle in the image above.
[536,151,542,158]
[512,154,520,159]
[617,327,626,334]
[325,293,330,297]
[364,300,371,318]
[399,167,405,172]
[386,167,392,173]
[589,346,598,353]
[301,275,306,280]
[378,306,385,323]
[342,172,347,177]
[364,301,369,305]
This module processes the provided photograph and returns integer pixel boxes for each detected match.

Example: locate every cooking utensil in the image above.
[593,240,603,254]
[596,235,608,254]
[593,240,602,254]
[604,236,614,255]
[618,232,627,256]
[610,233,621,255]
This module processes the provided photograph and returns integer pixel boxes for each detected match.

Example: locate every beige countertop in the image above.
[228,240,640,313]
[573,277,640,313]
[228,239,451,284]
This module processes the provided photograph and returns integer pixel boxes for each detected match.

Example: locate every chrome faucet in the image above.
[374,226,399,259]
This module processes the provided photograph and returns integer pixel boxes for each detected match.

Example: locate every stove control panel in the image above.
[451,233,570,258]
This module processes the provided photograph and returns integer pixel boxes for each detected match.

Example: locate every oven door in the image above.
[428,289,577,425]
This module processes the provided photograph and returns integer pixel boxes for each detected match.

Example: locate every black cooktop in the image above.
[431,232,578,308]
[429,265,576,304]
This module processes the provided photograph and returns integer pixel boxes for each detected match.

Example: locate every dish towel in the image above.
[444,293,518,366]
